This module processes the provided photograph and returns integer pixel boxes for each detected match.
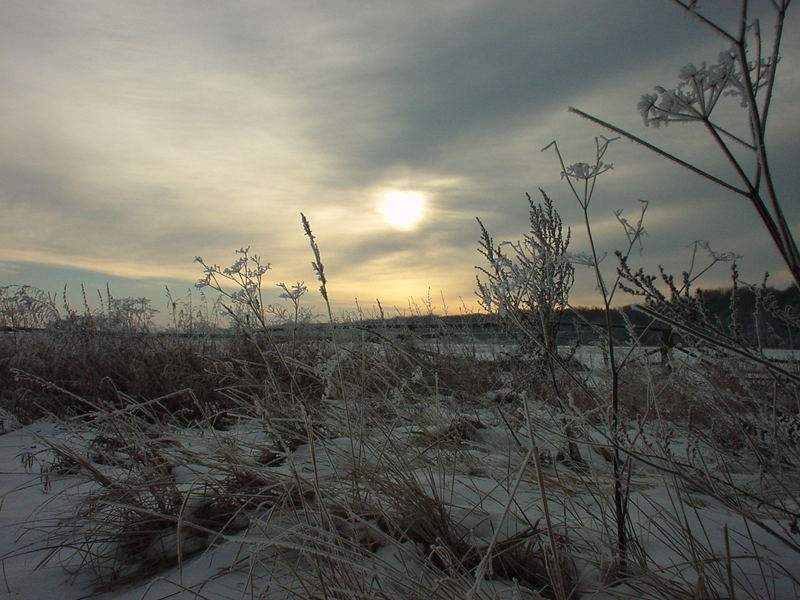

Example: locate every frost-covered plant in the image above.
[0,285,59,329]
[563,0,800,580]
[636,49,770,128]
[104,295,157,332]
[194,247,274,330]
[278,281,310,342]
[617,242,743,352]
[301,212,335,325]
[476,190,574,362]
[571,0,799,288]
[567,0,800,390]
[55,285,157,332]
[164,286,225,334]
[277,281,307,304]
[619,251,800,384]
[543,136,649,578]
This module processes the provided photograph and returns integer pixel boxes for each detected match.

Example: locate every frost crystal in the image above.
[224,256,247,276]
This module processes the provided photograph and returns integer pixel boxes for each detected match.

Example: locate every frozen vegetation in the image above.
[2,2,800,598]
[1,336,799,600]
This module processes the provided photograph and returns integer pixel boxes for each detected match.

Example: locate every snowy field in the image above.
[1,344,799,600]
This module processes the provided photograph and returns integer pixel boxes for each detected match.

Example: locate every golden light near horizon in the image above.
[380,190,425,230]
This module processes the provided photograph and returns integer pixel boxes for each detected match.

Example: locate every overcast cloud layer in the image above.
[1,1,799,319]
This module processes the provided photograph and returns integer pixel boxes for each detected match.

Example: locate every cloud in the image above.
[0,262,18,278]
[1,1,798,312]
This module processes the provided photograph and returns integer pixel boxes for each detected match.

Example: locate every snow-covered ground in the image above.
[2,374,799,600]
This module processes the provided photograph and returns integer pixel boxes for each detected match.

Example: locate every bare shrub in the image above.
[0,285,59,329]
[476,190,574,367]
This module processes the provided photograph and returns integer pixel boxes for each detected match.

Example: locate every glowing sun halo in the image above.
[380,190,425,230]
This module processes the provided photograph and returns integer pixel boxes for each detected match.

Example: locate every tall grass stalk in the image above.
[300,212,365,509]
[542,136,649,577]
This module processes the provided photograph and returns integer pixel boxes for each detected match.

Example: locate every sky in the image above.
[1,0,799,323]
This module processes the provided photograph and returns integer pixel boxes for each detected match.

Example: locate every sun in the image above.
[380,190,425,230]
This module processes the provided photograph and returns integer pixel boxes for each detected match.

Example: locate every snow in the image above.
[2,349,799,599]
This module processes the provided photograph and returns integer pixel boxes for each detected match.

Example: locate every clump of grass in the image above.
[19,385,319,587]
[0,327,233,423]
